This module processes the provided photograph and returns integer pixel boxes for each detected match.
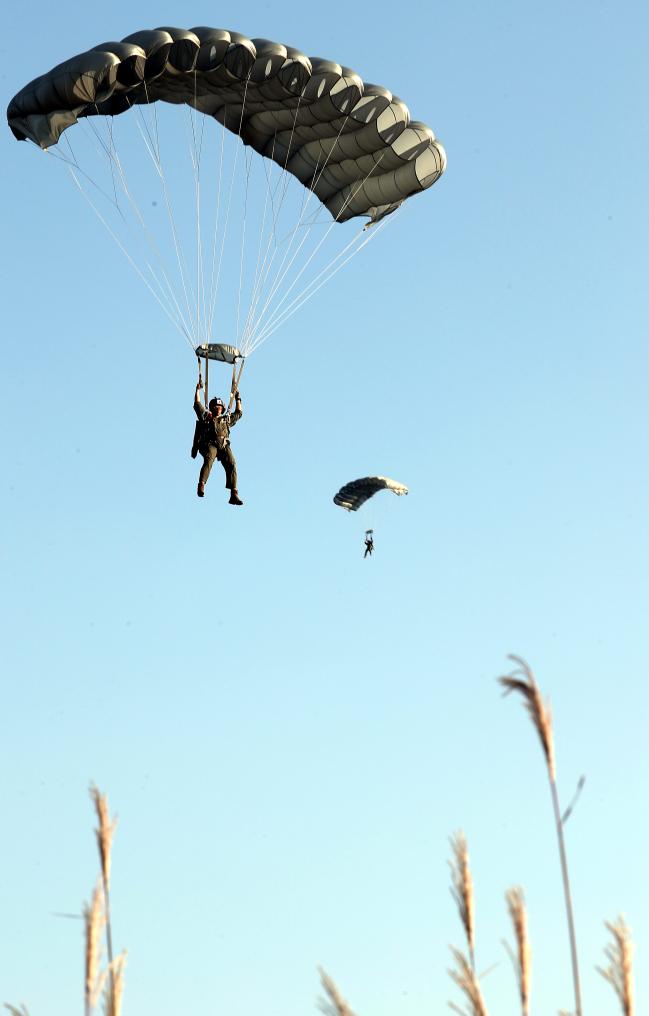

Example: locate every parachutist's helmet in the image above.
[209,397,225,412]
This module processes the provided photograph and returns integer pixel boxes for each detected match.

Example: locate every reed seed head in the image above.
[89,784,117,890]
[318,968,357,1016]
[83,879,105,1008]
[448,946,489,1016]
[449,831,476,968]
[499,655,556,781]
[597,916,634,1016]
[102,951,126,1016]
[505,886,531,1016]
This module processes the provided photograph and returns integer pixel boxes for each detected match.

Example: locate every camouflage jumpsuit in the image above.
[193,397,242,491]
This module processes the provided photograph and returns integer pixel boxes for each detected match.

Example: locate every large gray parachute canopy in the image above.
[334,476,409,512]
[7,26,446,224]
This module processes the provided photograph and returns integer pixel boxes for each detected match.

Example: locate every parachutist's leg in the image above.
[218,446,238,491]
[219,446,243,506]
[199,446,218,488]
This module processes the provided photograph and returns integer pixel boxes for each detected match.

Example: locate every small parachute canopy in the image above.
[333,476,408,512]
[195,343,242,364]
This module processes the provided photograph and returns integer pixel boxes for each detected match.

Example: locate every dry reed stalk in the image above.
[448,946,490,1016]
[499,655,582,1016]
[504,886,531,1016]
[89,785,118,1015]
[597,917,634,1016]
[84,879,106,1014]
[449,831,476,971]
[4,1006,30,1015]
[102,952,127,1016]
[318,968,357,1016]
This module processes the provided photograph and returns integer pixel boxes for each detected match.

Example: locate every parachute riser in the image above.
[196,355,208,409]
[227,358,246,413]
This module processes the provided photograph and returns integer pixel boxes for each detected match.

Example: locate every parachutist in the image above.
[192,381,243,505]
[364,531,374,558]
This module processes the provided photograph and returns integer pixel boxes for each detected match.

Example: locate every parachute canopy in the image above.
[333,476,409,512]
[7,25,446,225]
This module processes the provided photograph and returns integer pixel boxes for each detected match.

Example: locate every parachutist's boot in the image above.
[197,481,205,498]
[229,489,243,506]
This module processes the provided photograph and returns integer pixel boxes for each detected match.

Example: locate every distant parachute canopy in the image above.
[333,476,409,512]
[7,25,446,224]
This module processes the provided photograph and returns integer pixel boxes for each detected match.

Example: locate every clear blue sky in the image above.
[2,1,648,1014]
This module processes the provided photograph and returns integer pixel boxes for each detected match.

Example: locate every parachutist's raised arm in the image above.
[194,381,205,417]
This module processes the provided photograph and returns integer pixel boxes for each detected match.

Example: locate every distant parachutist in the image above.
[364,530,374,558]
[333,477,408,556]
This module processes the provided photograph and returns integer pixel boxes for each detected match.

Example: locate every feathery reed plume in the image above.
[498,655,582,1016]
[4,1006,30,1015]
[504,887,531,1016]
[89,785,118,1015]
[448,946,489,1016]
[449,831,476,970]
[84,878,105,1015]
[499,655,555,779]
[90,785,117,891]
[318,968,357,1016]
[102,952,126,1016]
[597,917,634,1016]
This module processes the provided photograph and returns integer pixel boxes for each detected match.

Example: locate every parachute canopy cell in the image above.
[7,25,446,224]
[333,476,409,512]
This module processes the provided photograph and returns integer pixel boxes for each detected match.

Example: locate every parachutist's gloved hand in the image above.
[234,390,241,400]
